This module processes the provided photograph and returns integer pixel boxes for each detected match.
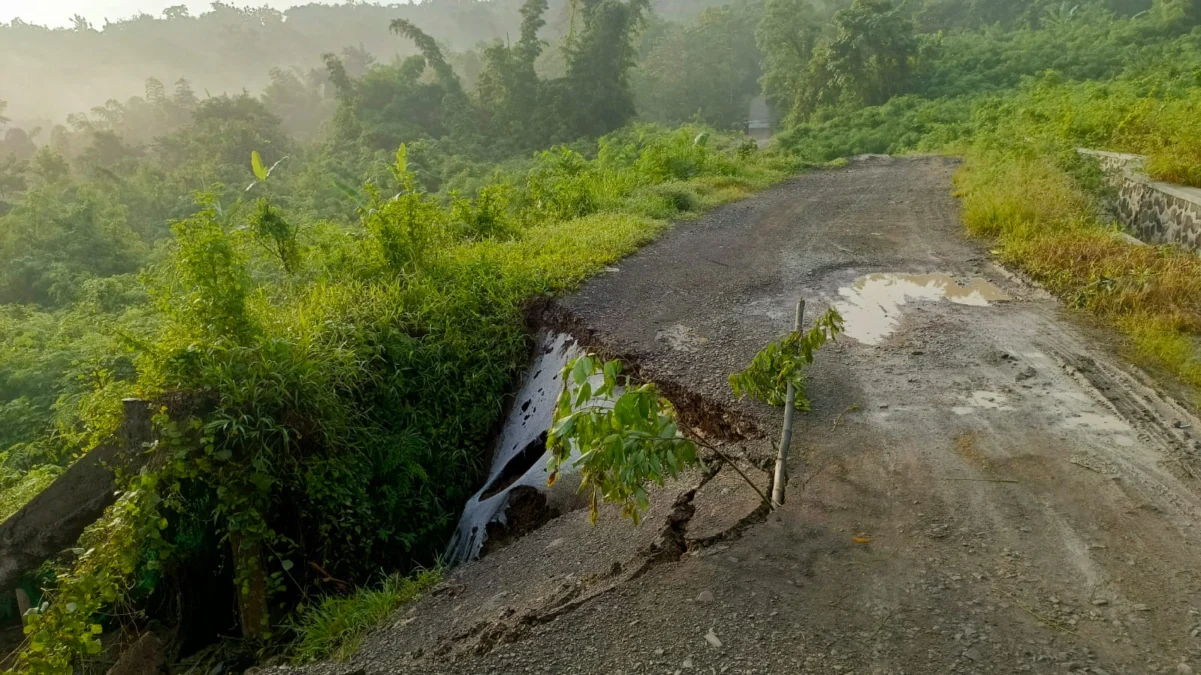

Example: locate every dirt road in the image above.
[298,156,1201,675]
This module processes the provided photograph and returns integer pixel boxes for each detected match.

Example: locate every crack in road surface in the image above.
[282,156,1201,675]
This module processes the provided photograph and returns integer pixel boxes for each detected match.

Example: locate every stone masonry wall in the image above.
[1080,149,1201,252]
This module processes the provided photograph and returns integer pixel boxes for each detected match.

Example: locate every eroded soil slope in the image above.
[298,156,1201,675]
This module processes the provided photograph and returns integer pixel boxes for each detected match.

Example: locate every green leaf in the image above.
[395,144,408,177]
[251,151,268,181]
[548,354,701,526]
[331,177,360,201]
[571,357,591,386]
[281,559,294,571]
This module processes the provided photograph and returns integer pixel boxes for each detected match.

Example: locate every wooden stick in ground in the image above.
[651,431,773,509]
[772,299,804,506]
[698,441,772,508]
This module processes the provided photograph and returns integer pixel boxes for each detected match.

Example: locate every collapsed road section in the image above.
[286,156,1201,675]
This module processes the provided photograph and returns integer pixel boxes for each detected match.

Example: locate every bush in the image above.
[12,123,794,671]
[628,181,702,218]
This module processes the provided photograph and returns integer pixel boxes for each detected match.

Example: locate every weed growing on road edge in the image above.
[289,567,442,664]
[550,312,846,523]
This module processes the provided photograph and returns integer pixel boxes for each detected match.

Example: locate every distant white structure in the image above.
[746,95,771,144]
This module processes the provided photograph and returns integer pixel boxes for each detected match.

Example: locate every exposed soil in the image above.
[282,156,1201,675]
[481,486,558,558]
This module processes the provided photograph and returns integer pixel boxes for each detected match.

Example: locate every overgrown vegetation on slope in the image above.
[958,152,1201,385]
[0,0,799,669]
[6,127,789,672]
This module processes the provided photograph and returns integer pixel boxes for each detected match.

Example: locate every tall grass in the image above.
[956,151,1201,389]
[289,568,443,663]
[11,124,800,673]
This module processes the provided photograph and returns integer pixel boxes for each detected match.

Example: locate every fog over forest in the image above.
[0,0,730,129]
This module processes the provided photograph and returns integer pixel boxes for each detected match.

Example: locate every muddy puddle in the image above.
[835,273,1010,345]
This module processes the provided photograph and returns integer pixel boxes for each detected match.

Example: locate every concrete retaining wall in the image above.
[1080,149,1201,252]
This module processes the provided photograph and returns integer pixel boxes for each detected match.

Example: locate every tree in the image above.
[761,0,918,122]
[756,0,825,121]
[162,4,190,20]
[389,19,464,97]
[561,0,652,138]
[389,18,476,142]
[1,129,37,161]
[635,2,763,128]
[476,0,550,149]
[819,0,919,108]
[262,67,332,140]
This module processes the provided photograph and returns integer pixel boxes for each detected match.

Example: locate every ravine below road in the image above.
[286,155,1201,675]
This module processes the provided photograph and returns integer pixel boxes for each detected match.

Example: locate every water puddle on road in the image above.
[834,273,1010,345]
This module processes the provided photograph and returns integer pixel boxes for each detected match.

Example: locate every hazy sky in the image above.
[1,1,305,28]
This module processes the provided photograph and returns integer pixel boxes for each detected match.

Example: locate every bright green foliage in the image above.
[360,145,444,274]
[17,472,166,674]
[289,567,442,663]
[2,122,789,672]
[547,355,699,525]
[248,198,301,275]
[450,184,517,241]
[729,308,844,408]
[150,196,254,342]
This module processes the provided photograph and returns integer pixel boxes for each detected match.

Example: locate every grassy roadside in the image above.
[273,144,800,666]
[277,145,802,664]
[289,568,443,663]
[7,126,809,674]
[954,150,1201,392]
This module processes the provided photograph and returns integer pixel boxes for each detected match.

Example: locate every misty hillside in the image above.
[0,0,733,128]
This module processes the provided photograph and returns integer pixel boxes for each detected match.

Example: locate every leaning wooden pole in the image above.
[772,299,805,506]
